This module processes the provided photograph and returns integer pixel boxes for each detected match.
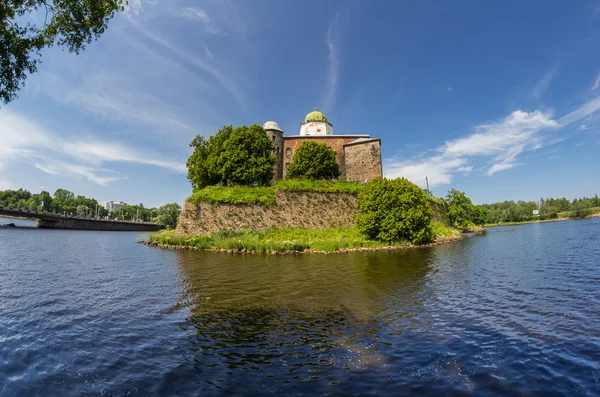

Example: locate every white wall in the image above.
[299,121,333,136]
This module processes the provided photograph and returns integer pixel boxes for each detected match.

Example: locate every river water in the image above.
[0,216,599,396]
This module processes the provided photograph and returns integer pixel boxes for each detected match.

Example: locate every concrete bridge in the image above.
[0,207,163,231]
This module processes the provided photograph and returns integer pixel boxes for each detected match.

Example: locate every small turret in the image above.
[263,121,284,182]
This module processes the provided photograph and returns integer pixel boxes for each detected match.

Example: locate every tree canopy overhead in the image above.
[187,124,275,189]
[286,141,340,180]
[1,0,126,105]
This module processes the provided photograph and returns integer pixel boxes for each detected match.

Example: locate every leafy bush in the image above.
[356,177,434,245]
[445,188,474,227]
[286,141,340,180]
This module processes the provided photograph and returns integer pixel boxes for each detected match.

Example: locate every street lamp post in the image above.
[41,186,47,212]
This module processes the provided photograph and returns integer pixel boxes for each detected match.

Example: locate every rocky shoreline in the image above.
[139,234,465,255]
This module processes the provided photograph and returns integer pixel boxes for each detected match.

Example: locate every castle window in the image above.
[272,136,275,141]
[285,162,290,169]
[276,147,280,154]
[286,148,292,156]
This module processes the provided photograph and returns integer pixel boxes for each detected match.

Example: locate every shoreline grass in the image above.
[146,222,462,254]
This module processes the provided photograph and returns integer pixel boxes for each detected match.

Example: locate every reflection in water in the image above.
[174,250,435,391]
[1,220,599,396]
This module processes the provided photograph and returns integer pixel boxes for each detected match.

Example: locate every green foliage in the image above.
[217,124,275,186]
[431,220,462,238]
[187,125,233,190]
[286,141,340,180]
[53,188,75,201]
[187,124,275,190]
[155,203,182,228]
[356,177,434,245]
[1,0,125,105]
[445,189,474,227]
[275,179,363,195]
[188,186,277,206]
[186,180,366,206]
[76,205,89,218]
[482,194,600,224]
[149,227,410,253]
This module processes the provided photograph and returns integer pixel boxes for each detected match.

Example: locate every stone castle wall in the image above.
[281,136,367,180]
[176,191,450,237]
[344,140,383,183]
[176,191,360,236]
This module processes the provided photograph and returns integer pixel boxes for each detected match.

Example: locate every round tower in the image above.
[263,120,284,182]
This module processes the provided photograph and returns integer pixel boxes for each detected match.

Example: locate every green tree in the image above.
[286,141,340,180]
[356,177,434,245]
[76,205,89,218]
[445,189,474,227]
[155,203,181,228]
[471,205,488,226]
[217,124,275,186]
[1,0,126,105]
[53,188,75,202]
[187,125,234,190]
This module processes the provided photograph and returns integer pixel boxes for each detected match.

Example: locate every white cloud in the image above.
[559,96,600,126]
[205,46,214,60]
[63,141,187,173]
[132,24,245,107]
[531,67,557,100]
[487,161,517,175]
[34,163,60,176]
[0,109,186,185]
[386,95,600,189]
[444,110,558,158]
[175,7,219,34]
[592,72,600,91]
[323,14,340,112]
[385,109,559,188]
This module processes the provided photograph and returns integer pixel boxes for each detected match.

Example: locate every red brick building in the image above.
[264,108,382,183]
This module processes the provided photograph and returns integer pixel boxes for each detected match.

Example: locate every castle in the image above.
[264,108,382,183]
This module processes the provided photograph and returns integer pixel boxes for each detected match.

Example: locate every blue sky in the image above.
[2,0,600,206]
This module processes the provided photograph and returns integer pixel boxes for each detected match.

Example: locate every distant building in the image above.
[99,201,127,212]
[264,107,383,183]
[533,210,540,216]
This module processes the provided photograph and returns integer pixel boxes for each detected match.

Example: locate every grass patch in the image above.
[431,220,461,237]
[187,180,365,206]
[148,222,462,254]
[187,185,276,206]
[274,179,364,195]
[149,227,410,253]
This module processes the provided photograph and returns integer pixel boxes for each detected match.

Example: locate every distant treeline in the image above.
[480,195,600,224]
[0,188,180,226]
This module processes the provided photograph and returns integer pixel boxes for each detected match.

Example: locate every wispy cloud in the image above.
[205,46,214,60]
[175,7,219,34]
[386,95,600,189]
[592,72,600,91]
[132,23,246,108]
[322,13,340,112]
[0,109,186,185]
[531,66,557,100]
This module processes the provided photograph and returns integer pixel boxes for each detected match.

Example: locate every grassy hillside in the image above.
[187,180,365,206]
